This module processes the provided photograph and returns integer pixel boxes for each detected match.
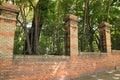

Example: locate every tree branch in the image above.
[28,0,35,9]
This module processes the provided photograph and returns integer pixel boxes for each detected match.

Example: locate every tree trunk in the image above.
[19,7,32,54]
[81,0,89,51]
[28,11,43,54]
[24,1,43,54]
[56,0,61,55]
[89,26,94,52]
[88,16,94,52]
[106,0,110,22]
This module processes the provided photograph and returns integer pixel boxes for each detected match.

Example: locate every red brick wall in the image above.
[0,3,18,58]
[0,52,120,80]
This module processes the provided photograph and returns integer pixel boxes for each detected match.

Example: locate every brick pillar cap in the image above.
[64,14,79,22]
[99,22,110,28]
[0,3,19,12]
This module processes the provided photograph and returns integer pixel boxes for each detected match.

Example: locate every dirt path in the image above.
[77,69,120,80]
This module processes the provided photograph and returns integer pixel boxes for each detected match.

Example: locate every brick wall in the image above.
[0,3,19,58]
[0,52,120,80]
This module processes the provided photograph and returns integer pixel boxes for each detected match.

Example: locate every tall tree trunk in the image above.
[81,0,89,51]
[19,7,32,54]
[24,1,44,54]
[106,0,110,22]
[88,17,94,52]
[95,33,101,51]
[29,11,43,54]
[23,28,32,54]
[89,26,94,52]
[56,0,61,55]
[33,11,39,54]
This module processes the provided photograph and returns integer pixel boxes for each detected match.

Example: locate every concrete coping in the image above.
[112,50,120,54]
[99,22,111,28]
[64,14,79,22]
[79,52,107,56]
[13,55,70,63]
[0,52,109,60]
[14,55,69,58]
[0,16,17,21]
[0,3,19,13]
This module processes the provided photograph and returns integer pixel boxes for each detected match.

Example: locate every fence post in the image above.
[0,3,19,59]
[64,14,79,60]
[99,22,111,54]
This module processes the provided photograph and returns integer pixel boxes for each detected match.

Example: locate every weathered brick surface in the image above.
[1,3,19,11]
[0,3,18,59]
[64,14,79,57]
[0,53,120,80]
[99,22,111,53]
[0,24,15,58]
[0,24,16,33]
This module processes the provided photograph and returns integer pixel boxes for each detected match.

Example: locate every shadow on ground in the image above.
[76,68,120,80]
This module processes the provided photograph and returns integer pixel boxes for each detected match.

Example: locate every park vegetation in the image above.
[0,0,120,55]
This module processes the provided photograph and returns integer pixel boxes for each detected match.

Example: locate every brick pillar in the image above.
[64,14,79,59]
[99,22,111,54]
[0,3,19,59]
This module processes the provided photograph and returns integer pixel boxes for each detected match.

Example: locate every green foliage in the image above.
[14,27,25,54]
[10,0,120,54]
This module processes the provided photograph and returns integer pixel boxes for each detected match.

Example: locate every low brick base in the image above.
[0,52,120,80]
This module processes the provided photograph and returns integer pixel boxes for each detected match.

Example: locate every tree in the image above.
[4,0,119,54]
[21,0,50,54]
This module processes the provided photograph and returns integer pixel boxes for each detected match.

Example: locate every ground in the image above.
[77,68,120,80]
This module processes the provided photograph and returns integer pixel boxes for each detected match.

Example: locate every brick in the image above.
[0,3,18,59]
[0,18,16,25]
[0,32,14,37]
[67,35,78,38]
[0,46,13,50]
[64,14,79,56]
[99,22,111,53]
